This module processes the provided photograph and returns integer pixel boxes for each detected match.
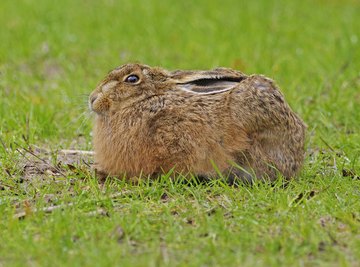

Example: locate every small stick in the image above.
[59,149,95,155]
[13,191,130,219]
[86,208,109,217]
[13,203,74,219]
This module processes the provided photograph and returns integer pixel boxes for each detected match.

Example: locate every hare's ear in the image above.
[172,69,247,95]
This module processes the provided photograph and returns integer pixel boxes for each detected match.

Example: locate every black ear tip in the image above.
[189,77,245,87]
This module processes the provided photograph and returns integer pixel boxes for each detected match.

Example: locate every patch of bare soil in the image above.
[18,145,94,181]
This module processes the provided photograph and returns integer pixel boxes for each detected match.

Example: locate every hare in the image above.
[89,63,306,182]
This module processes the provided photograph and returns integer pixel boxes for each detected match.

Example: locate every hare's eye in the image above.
[125,75,139,83]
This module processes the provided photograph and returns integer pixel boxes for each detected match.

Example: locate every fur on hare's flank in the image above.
[89,63,306,182]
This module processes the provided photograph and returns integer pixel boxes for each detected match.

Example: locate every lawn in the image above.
[0,0,359,266]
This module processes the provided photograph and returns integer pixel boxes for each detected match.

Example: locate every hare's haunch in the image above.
[89,63,306,182]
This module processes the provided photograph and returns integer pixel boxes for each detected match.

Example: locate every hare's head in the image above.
[89,63,247,115]
[89,63,172,115]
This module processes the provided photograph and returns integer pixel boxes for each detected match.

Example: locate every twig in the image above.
[13,203,74,219]
[13,190,131,219]
[31,146,94,156]
[59,149,95,155]
[86,208,109,217]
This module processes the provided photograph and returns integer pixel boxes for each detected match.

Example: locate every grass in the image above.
[0,0,359,266]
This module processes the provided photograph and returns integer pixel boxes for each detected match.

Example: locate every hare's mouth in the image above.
[89,94,97,106]
[89,93,111,115]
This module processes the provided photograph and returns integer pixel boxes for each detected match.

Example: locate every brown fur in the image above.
[89,63,306,182]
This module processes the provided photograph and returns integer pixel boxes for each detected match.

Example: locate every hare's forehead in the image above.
[110,66,149,77]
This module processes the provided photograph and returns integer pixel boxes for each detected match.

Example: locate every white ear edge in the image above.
[177,82,238,95]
